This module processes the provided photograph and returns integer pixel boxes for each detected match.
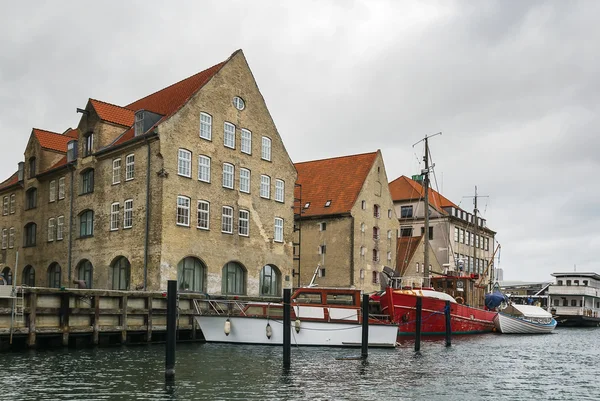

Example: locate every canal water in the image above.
[1,327,598,400]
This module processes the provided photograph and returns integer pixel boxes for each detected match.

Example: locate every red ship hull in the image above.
[378,288,497,336]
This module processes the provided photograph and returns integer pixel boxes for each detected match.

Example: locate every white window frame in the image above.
[125,154,135,181]
[261,136,272,161]
[222,163,234,189]
[388,209,392,219]
[47,218,55,242]
[197,200,210,230]
[224,122,236,149]
[198,155,211,183]
[275,179,284,203]
[387,230,392,239]
[49,180,56,202]
[58,177,65,200]
[2,197,7,215]
[57,216,64,240]
[200,112,212,140]
[241,129,252,154]
[222,206,233,234]
[112,158,121,184]
[260,175,270,199]
[1,228,7,249]
[387,251,392,262]
[9,194,15,214]
[176,196,191,227]
[110,202,120,231]
[274,217,284,243]
[240,168,250,193]
[124,199,133,229]
[178,149,192,178]
[8,227,14,248]
[238,209,249,237]
[361,200,366,210]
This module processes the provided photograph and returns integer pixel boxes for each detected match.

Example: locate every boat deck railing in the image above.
[193,299,251,317]
[389,276,432,289]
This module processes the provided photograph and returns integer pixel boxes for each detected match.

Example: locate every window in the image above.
[110,203,120,231]
[111,257,130,290]
[197,201,210,230]
[400,205,413,218]
[8,227,14,248]
[318,268,326,277]
[200,112,212,140]
[222,163,234,189]
[240,168,250,193]
[387,251,392,261]
[81,169,94,194]
[485,238,490,251]
[58,177,65,199]
[373,249,380,262]
[124,199,133,229]
[178,257,206,292]
[566,280,572,286]
[373,227,380,240]
[178,149,192,177]
[24,222,36,247]
[361,200,366,210]
[79,210,94,237]
[239,209,249,236]
[400,226,413,237]
[112,158,121,184]
[571,299,577,307]
[49,181,56,202]
[28,157,36,178]
[22,265,35,287]
[465,231,470,246]
[475,235,480,249]
[470,232,475,246]
[47,218,55,242]
[387,230,392,239]
[57,216,64,240]
[125,154,135,181]
[374,204,380,218]
[2,196,7,215]
[241,129,251,154]
[177,196,191,226]
[47,263,62,288]
[261,136,271,161]
[325,200,331,207]
[361,223,365,233]
[25,188,37,209]
[388,209,392,218]
[1,229,6,249]
[222,262,246,295]
[83,133,93,157]
[198,156,211,183]
[416,263,420,273]
[233,96,245,110]
[9,194,15,214]
[222,206,233,233]
[372,271,380,284]
[553,299,559,307]
[260,175,270,198]
[275,179,284,203]
[360,246,366,257]
[260,265,280,296]
[134,111,144,136]
[557,280,563,286]
[318,245,326,254]
[319,222,327,231]
[274,217,284,242]
[77,260,93,289]
[304,202,310,209]
[224,122,235,148]
[460,229,465,243]
[454,227,459,242]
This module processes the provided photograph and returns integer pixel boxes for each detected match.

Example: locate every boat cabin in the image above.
[430,274,485,308]
[548,272,600,322]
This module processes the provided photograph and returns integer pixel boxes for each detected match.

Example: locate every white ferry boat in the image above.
[548,272,600,327]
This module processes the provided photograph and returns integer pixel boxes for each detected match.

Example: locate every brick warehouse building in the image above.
[0,50,297,295]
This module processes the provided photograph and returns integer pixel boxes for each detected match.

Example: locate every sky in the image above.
[1,0,598,282]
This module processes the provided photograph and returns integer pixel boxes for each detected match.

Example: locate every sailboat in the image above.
[375,133,497,336]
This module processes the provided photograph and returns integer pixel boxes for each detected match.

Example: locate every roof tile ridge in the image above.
[33,127,62,136]
[90,98,134,111]
[294,150,378,166]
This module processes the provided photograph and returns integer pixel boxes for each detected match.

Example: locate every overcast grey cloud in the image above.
[1,0,598,282]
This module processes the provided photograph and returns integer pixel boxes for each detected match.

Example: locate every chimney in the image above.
[67,140,78,162]
[17,162,24,182]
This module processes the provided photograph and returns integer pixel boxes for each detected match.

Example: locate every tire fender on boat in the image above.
[455,296,464,305]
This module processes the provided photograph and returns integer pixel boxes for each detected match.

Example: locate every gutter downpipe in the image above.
[143,138,151,290]
[67,165,75,282]
[350,216,355,287]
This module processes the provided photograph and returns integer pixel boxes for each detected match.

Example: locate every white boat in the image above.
[493,303,557,334]
[193,287,398,348]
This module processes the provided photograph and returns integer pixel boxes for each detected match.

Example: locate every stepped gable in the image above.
[294,151,378,218]
[389,175,458,213]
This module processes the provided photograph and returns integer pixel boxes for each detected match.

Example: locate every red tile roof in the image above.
[0,172,19,191]
[33,128,74,152]
[396,235,423,276]
[89,99,134,127]
[45,155,68,173]
[294,151,378,217]
[64,128,79,138]
[388,175,459,212]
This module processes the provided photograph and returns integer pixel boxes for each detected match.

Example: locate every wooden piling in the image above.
[165,280,177,379]
[361,294,369,359]
[27,293,37,348]
[415,297,422,352]
[93,295,100,345]
[283,288,291,368]
[60,293,70,346]
[445,300,451,347]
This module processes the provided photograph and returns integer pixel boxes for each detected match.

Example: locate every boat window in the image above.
[574,280,579,285]
[580,300,583,307]
[557,280,563,285]
[326,293,354,306]
[597,302,599,308]
[583,280,588,286]
[566,280,571,286]
[553,299,559,306]
[294,292,322,304]
[571,299,577,307]
[563,299,568,306]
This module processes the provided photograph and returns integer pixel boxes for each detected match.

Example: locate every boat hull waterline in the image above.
[494,313,557,334]
[195,315,399,347]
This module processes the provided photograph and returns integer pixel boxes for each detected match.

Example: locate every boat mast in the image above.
[473,185,477,276]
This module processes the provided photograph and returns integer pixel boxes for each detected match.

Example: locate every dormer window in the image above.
[135,111,144,136]
[304,202,310,209]
[83,133,94,157]
[324,200,331,207]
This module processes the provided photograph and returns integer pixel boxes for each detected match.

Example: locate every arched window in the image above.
[222,262,246,295]
[25,187,37,210]
[373,204,380,218]
[24,222,37,247]
[1,267,12,285]
[80,168,94,194]
[22,265,35,287]
[177,257,206,292]
[111,256,130,290]
[77,259,93,289]
[259,265,281,296]
[79,210,94,237]
[48,263,62,288]
[28,157,36,178]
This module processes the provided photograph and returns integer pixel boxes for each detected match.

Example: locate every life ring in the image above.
[455,296,464,305]
[401,313,410,323]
